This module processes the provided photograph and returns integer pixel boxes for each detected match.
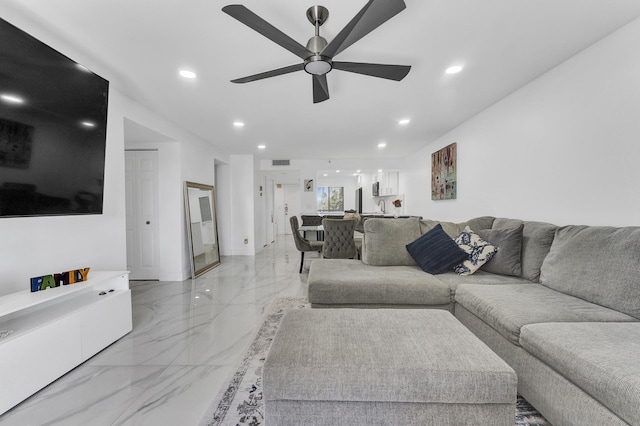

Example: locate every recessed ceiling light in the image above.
[257,144,266,149]
[352,173,358,176]
[445,65,463,74]
[336,170,340,173]
[233,121,245,127]
[80,121,96,128]
[323,173,328,177]
[1,94,24,104]
[398,118,410,125]
[378,143,387,148]
[378,169,383,172]
[356,170,361,173]
[179,69,197,79]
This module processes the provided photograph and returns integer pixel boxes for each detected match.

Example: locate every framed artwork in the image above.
[0,118,33,169]
[431,142,457,200]
[304,179,314,192]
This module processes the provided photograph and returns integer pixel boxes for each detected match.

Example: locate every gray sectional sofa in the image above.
[307,216,640,426]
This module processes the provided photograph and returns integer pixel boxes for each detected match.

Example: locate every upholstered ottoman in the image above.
[263,309,516,426]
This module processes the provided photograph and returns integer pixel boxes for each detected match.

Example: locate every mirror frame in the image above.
[184,181,221,278]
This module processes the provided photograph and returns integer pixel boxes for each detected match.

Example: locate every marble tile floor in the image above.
[0,235,314,426]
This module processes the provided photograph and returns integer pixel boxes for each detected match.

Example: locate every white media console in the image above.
[0,271,132,415]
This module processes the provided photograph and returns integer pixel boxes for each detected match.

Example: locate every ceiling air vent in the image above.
[272,160,290,166]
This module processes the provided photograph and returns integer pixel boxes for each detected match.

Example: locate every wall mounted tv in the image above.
[0,17,109,218]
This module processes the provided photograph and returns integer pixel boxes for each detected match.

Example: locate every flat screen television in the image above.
[0,17,109,218]
[355,187,362,214]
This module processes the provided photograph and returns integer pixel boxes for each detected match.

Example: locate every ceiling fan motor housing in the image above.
[305,6,331,75]
[306,35,328,53]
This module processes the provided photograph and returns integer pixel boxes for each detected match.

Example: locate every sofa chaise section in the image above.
[308,259,451,309]
[455,224,640,425]
[455,283,636,345]
[520,322,640,426]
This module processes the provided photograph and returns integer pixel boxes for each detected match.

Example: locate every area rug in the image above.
[199,297,550,426]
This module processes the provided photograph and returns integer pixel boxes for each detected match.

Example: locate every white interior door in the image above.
[125,150,160,280]
[265,176,275,244]
[283,185,300,235]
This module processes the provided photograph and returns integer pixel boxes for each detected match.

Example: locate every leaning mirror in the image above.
[184,181,220,278]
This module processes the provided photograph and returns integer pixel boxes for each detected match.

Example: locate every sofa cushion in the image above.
[454,283,637,345]
[419,216,495,238]
[419,219,465,238]
[362,217,421,266]
[478,224,524,276]
[308,260,451,307]
[406,224,468,274]
[466,216,496,233]
[436,271,531,295]
[540,225,640,320]
[492,218,557,282]
[453,227,498,276]
[520,322,640,426]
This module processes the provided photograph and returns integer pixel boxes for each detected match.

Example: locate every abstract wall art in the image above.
[431,142,457,200]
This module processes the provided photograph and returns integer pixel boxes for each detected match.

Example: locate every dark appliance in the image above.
[355,187,362,214]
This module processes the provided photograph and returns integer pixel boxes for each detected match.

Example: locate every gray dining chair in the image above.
[301,214,323,240]
[321,218,357,259]
[290,216,323,273]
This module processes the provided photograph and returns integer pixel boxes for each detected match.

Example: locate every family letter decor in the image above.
[431,143,457,200]
[30,268,90,292]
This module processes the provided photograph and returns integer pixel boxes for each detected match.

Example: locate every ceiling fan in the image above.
[222,0,411,103]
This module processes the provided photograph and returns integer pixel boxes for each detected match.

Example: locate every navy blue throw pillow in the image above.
[406,224,469,274]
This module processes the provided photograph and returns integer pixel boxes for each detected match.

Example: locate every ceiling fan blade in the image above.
[332,61,411,81]
[222,5,311,60]
[321,0,406,59]
[312,74,330,103]
[231,63,304,83]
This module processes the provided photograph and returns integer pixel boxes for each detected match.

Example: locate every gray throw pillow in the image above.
[478,224,524,276]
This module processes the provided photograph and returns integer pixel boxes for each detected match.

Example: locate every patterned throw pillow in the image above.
[454,226,498,276]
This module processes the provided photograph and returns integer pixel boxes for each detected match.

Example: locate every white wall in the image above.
[228,155,255,255]
[216,164,232,256]
[404,16,640,227]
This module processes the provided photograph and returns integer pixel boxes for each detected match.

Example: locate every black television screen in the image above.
[0,17,109,218]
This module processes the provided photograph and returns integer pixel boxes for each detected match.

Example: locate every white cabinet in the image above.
[0,271,132,414]
[373,171,399,196]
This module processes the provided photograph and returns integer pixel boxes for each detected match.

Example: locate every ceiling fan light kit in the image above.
[222,0,411,103]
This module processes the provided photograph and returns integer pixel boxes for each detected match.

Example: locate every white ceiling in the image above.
[4,0,640,161]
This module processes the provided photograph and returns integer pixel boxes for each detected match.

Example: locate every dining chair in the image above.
[301,215,323,240]
[321,218,357,259]
[290,216,323,273]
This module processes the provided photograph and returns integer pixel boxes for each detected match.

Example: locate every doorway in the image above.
[279,184,300,235]
[125,150,160,280]
[265,176,275,244]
